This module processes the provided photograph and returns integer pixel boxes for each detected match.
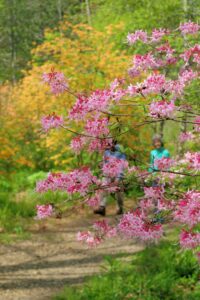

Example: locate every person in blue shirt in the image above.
[149,134,170,173]
[94,140,126,216]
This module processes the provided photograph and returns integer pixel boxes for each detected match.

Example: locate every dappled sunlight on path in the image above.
[0,207,143,300]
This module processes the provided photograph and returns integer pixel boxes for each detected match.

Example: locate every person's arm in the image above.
[164,149,170,158]
[149,151,154,172]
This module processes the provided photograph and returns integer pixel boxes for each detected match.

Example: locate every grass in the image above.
[0,170,72,241]
[53,242,200,300]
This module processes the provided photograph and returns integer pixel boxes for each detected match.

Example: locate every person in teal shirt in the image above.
[149,134,170,172]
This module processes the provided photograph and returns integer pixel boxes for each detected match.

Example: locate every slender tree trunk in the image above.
[57,0,62,21]
[8,0,16,83]
[179,0,188,155]
[85,0,92,26]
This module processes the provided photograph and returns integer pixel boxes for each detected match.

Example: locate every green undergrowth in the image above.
[53,242,200,300]
[0,171,73,241]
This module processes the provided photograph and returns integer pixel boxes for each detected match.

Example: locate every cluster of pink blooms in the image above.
[36,167,98,196]
[39,23,200,257]
[88,138,112,152]
[77,220,117,247]
[184,152,200,171]
[174,191,200,227]
[85,117,109,137]
[70,136,86,154]
[42,69,68,95]
[144,73,166,95]
[85,192,101,207]
[149,100,175,119]
[194,116,200,132]
[41,113,64,132]
[179,21,200,35]
[127,28,169,45]
[77,231,101,247]
[127,30,148,45]
[35,204,53,219]
[179,132,193,143]
[141,186,174,212]
[156,43,175,57]
[151,28,169,43]
[180,44,200,64]
[118,209,163,241]
[69,86,125,120]
[128,53,158,77]
[102,156,128,178]
[143,186,165,200]
[154,157,174,171]
[179,230,200,249]
[178,69,198,86]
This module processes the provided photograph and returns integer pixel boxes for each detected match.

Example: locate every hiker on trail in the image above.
[149,134,170,173]
[148,134,170,190]
[94,140,126,216]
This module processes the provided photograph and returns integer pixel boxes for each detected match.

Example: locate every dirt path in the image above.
[0,208,143,300]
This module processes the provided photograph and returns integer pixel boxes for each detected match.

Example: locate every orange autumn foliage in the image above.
[1,21,131,171]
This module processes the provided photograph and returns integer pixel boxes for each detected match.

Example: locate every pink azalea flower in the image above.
[85,192,101,207]
[42,69,68,95]
[180,44,200,64]
[178,69,198,86]
[102,156,128,178]
[156,43,175,56]
[36,167,98,196]
[150,28,169,42]
[41,113,64,132]
[118,210,163,241]
[174,191,200,227]
[70,136,86,154]
[77,231,101,247]
[179,21,200,35]
[88,138,112,152]
[180,230,200,249]
[194,116,200,132]
[127,30,148,45]
[154,157,174,170]
[35,204,53,219]
[93,220,117,238]
[149,100,176,119]
[179,132,193,143]
[143,186,165,200]
[85,117,109,137]
[185,152,200,171]
[144,73,166,94]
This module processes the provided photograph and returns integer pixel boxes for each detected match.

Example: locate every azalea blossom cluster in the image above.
[85,117,109,137]
[35,204,53,219]
[194,116,200,132]
[118,209,163,241]
[37,22,200,261]
[77,220,117,247]
[149,100,175,119]
[36,167,98,196]
[184,152,200,171]
[180,230,200,249]
[41,113,64,132]
[179,132,193,143]
[154,157,174,171]
[102,156,128,178]
[174,191,200,227]
[42,69,68,95]
[179,21,200,35]
[175,191,200,252]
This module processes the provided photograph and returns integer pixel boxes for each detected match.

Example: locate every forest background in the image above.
[0,1,200,299]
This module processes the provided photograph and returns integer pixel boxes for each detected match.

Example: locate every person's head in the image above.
[152,134,164,149]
